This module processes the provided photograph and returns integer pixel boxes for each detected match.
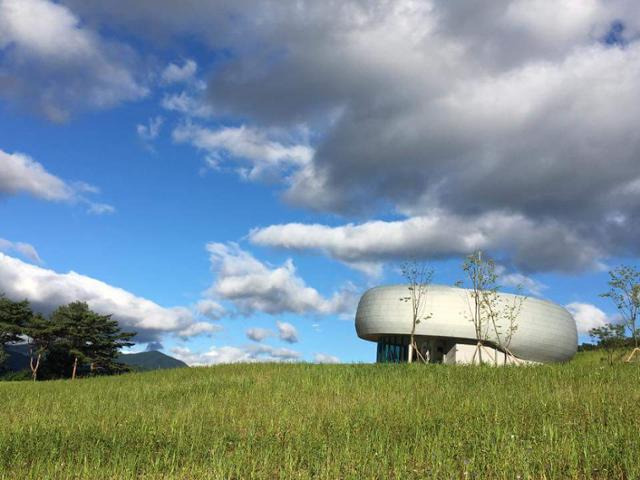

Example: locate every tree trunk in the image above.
[30,353,41,382]
[407,341,413,364]
[72,356,78,380]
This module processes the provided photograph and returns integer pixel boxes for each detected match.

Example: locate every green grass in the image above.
[1,351,638,479]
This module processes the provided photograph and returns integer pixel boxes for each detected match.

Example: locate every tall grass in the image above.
[0,351,638,479]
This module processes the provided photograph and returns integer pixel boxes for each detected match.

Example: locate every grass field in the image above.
[1,351,639,479]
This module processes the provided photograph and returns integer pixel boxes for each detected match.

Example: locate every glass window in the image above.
[376,336,409,363]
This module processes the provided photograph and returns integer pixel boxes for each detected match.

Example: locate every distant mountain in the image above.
[1,346,187,375]
[118,351,188,371]
[3,344,30,372]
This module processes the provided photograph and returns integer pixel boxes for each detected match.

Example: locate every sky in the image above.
[1,0,639,365]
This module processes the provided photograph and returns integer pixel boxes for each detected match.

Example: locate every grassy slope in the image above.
[0,351,638,479]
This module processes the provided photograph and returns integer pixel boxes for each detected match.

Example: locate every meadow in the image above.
[1,351,638,479]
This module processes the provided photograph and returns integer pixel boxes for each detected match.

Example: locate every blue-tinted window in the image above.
[376,335,409,363]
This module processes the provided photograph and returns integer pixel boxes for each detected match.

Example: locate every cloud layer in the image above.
[0,252,212,342]
[56,0,640,272]
[0,0,146,121]
[250,212,604,273]
[171,344,301,366]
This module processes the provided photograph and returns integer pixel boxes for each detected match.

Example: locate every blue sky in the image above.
[1,0,639,364]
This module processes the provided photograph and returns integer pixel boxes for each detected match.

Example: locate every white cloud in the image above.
[0,149,74,201]
[67,0,640,271]
[172,123,313,182]
[314,353,340,364]
[246,327,274,342]
[87,202,116,215]
[495,265,547,296]
[276,321,299,343]
[204,242,357,316]
[196,299,226,320]
[565,302,612,334]
[161,59,197,85]
[0,0,146,120]
[0,252,206,342]
[0,148,116,214]
[161,91,213,118]
[250,211,604,273]
[171,344,301,366]
[0,238,42,264]
[136,116,163,142]
[177,321,222,339]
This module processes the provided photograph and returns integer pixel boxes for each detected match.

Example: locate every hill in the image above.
[118,350,188,371]
[0,350,638,479]
[1,345,186,375]
[2,344,29,372]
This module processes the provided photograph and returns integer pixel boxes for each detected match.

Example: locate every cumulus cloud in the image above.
[246,327,274,342]
[63,0,640,271]
[0,149,74,201]
[0,238,42,264]
[314,353,340,364]
[276,321,299,343]
[171,343,301,366]
[172,123,313,182]
[195,299,226,320]
[161,59,197,85]
[204,242,357,316]
[250,212,604,273]
[145,341,163,352]
[0,0,146,120]
[0,252,209,342]
[177,321,222,339]
[0,148,115,213]
[565,302,614,334]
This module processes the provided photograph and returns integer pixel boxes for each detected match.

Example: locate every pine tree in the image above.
[0,294,33,370]
[50,302,135,379]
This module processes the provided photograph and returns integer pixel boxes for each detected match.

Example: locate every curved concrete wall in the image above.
[355,284,577,363]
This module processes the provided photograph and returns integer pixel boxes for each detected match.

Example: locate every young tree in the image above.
[51,302,135,379]
[600,265,640,361]
[459,252,494,364]
[589,323,626,365]
[0,294,33,370]
[458,252,525,365]
[399,261,433,363]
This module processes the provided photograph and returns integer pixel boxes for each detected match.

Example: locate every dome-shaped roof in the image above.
[355,284,577,363]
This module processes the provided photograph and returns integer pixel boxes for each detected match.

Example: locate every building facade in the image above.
[355,285,577,364]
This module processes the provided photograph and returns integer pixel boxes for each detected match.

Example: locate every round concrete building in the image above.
[355,285,577,364]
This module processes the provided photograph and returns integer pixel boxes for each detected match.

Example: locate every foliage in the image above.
[0,370,31,382]
[0,294,32,370]
[50,302,135,378]
[23,313,63,381]
[0,353,638,479]
[589,323,627,365]
[600,265,640,348]
[0,296,135,380]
